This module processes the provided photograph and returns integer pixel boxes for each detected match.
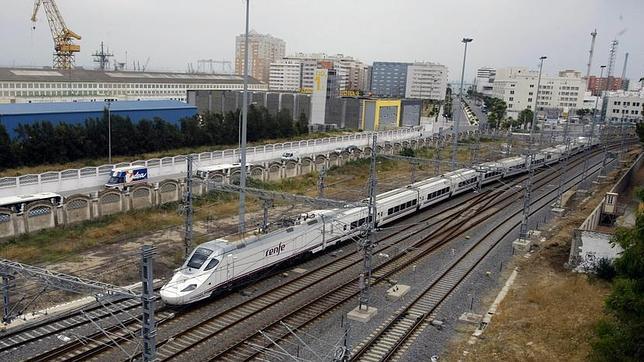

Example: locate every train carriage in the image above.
[411,176,452,210]
[376,188,420,225]
[161,212,332,304]
[443,168,479,196]
[476,161,504,185]
[542,147,562,165]
[498,156,527,177]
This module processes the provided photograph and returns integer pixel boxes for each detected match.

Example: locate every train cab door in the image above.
[224,254,235,284]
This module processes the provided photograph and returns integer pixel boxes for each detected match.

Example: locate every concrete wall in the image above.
[568,151,643,270]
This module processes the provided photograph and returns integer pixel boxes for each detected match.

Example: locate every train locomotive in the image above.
[161,136,599,305]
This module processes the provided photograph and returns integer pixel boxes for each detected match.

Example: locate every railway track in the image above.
[20,140,634,361]
[24,183,491,361]
[349,160,611,361]
[209,146,630,362]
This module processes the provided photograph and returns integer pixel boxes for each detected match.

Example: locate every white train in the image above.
[161,136,600,305]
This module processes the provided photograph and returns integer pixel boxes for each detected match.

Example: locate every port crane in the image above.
[31,0,81,70]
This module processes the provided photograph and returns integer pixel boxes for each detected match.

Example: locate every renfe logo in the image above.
[265,242,286,257]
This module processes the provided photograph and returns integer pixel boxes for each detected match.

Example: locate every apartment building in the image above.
[404,62,448,101]
[474,67,496,96]
[268,60,302,91]
[268,53,369,93]
[604,90,644,123]
[235,30,286,83]
[492,67,584,117]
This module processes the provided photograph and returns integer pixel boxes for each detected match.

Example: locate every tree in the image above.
[517,109,534,130]
[591,189,644,361]
[295,113,309,134]
[637,122,644,143]
[0,123,13,169]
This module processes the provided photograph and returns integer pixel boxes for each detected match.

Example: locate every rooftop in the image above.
[0,100,196,116]
[0,67,262,85]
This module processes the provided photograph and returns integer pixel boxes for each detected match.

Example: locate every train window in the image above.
[187,248,213,269]
[307,219,318,225]
[412,199,417,205]
[204,258,220,271]
[394,206,400,212]
[406,201,412,208]
[343,225,347,231]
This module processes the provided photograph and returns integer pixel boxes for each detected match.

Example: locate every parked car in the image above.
[345,145,358,152]
[281,152,299,162]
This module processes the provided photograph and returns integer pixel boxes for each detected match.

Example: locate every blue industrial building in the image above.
[0,100,197,138]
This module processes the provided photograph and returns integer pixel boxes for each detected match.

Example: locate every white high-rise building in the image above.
[604,90,644,123]
[474,67,495,96]
[268,60,302,91]
[235,30,286,83]
[492,67,585,118]
[404,62,448,100]
[274,53,370,93]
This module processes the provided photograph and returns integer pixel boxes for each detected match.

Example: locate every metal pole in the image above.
[554,119,570,209]
[184,155,194,257]
[452,38,473,171]
[141,245,156,362]
[599,71,611,177]
[107,101,112,164]
[581,65,605,189]
[2,273,12,323]
[358,134,377,311]
[239,0,250,236]
[318,165,326,198]
[434,130,441,175]
[519,56,546,241]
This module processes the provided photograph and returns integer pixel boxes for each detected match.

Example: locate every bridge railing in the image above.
[0,127,422,197]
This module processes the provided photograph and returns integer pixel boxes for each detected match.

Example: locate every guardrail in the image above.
[0,127,424,197]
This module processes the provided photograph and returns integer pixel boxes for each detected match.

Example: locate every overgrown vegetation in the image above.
[0,105,309,170]
[591,188,644,361]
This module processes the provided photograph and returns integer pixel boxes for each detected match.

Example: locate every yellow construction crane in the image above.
[31,0,81,70]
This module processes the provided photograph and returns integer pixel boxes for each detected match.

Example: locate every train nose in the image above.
[160,284,185,305]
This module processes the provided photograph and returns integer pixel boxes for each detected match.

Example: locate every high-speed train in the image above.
[161,136,600,305]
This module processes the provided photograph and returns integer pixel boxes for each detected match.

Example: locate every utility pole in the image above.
[553,118,570,210]
[318,165,326,198]
[580,65,605,190]
[140,245,156,362]
[518,56,546,243]
[434,130,442,175]
[238,0,250,236]
[357,134,377,315]
[183,155,194,257]
[107,100,112,164]
[451,37,473,171]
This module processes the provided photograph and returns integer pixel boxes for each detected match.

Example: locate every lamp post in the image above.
[580,65,605,188]
[238,0,250,236]
[451,37,472,170]
[107,99,112,164]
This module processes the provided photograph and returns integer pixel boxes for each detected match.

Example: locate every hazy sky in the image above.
[2,0,643,82]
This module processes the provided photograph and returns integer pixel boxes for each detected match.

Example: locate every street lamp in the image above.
[530,56,547,135]
[106,99,112,164]
[451,37,473,170]
[238,0,250,236]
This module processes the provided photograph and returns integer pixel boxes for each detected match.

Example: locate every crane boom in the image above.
[31,0,81,70]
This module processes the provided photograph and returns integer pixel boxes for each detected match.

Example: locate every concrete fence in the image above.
[0,128,489,240]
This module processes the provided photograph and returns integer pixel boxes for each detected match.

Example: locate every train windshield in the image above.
[186,247,214,269]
